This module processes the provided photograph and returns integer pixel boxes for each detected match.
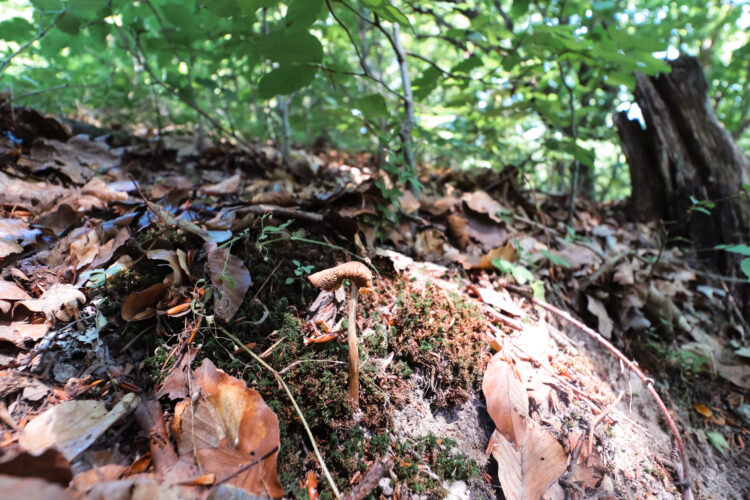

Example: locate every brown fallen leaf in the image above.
[586,295,614,339]
[0,446,72,486]
[84,477,193,500]
[121,282,171,321]
[19,393,140,461]
[462,190,505,223]
[482,352,528,445]
[156,346,199,401]
[18,284,85,322]
[205,242,252,321]
[489,425,567,500]
[0,281,31,302]
[0,474,75,500]
[172,359,283,498]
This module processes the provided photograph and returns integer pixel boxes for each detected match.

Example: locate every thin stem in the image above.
[348,284,360,406]
[505,285,692,500]
[219,326,342,499]
[0,10,67,75]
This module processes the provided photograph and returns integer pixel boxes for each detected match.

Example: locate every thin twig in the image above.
[218,326,342,499]
[505,284,692,500]
[0,10,67,74]
[587,390,624,457]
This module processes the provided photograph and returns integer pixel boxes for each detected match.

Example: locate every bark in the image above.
[615,56,750,269]
[615,56,750,312]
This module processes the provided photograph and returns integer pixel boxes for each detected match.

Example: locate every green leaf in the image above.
[741,258,750,280]
[360,0,383,7]
[255,31,323,64]
[374,5,410,28]
[30,0,63,11]
[541,249,571,268]
[450,55,482,74]
[238,0,280,15]
[56,14,82,35]
[705,431,730,456]
[353,93,388,118]
[0,17,35,42]
[258,64,316,98]
[283,0,324,31]
[200,0,239,17]
[412,66,442,101]
[717,244,750,256]
[511,265,533,285]
[743,183,750,193]
[69,0,102,12]
[512,0,530,17]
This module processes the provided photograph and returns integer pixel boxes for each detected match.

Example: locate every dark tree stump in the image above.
[615,56,750,279]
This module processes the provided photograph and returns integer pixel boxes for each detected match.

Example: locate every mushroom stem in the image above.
[347,282,360,407]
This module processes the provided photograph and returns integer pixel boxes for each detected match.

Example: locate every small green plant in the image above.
[688,195,715,216]
[492,258,534,285]
[285,259,315,295]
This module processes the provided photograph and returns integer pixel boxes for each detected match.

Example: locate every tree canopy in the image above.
[1,0,749,201]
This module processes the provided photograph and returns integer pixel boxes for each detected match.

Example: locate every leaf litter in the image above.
[0,105,748,500]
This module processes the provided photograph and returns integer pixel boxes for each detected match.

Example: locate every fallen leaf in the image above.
[462,190,504,223]
[693,403,712,418]
[205,243,252,321]
[0,475,75,500]
[482,353,528,444]
[490,424,567,500]
[84,477,193,500]
[173,359,283,498]
[0,281,32,301]
[475,243,517,270]
[586,296,614,339]
[201,172,241,196]
[18,284,85,322]
[0,446,72,485]
[121,282,170,321]
[157,346,199,401]
[19,393,140,460]
[147,249,184,287]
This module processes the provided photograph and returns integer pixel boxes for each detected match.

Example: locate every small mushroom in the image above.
[308,261,373,408]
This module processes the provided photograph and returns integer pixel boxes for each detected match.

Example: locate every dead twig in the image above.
[218,326,342,499]
[342,455,393,500]
[505,284,693,500]
[587,390,625,457]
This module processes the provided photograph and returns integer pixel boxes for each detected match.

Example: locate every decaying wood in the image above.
[614,55,749,309]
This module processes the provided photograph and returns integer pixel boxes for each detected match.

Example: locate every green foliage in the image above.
[0,0,748,203]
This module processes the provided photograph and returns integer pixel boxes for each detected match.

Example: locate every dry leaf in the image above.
[157,346,199,401]
[490,425,567,500]
[482,353,528,444]
[147,249,184,287]
[173,359,283,498]
[85,477,192,500]
[586,296,614,339]
[0,281,32,301]
[19,284,85,322]
[475,243,517,270]
[20,393,139,460]
[121,282,170,321]
[0,475,75,500]
[462,190,504,223]
[205,243,252,321]
[0,446,72,486]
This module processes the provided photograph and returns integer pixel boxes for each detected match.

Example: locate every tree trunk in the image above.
[614,55,750,311]
[615,56,750,269]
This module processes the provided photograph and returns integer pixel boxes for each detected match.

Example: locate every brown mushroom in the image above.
[308,261,373,408]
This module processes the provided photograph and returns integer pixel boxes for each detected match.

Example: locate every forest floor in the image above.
[1,106,749,500]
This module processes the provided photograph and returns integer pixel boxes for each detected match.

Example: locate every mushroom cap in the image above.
[307,261,373,291]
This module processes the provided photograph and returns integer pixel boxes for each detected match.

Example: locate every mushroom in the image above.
[307,261,373,408]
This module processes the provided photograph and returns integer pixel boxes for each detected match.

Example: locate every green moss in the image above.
[391,433,478,497]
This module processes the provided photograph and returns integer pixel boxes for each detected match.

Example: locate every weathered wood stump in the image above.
[614,55,750,310]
